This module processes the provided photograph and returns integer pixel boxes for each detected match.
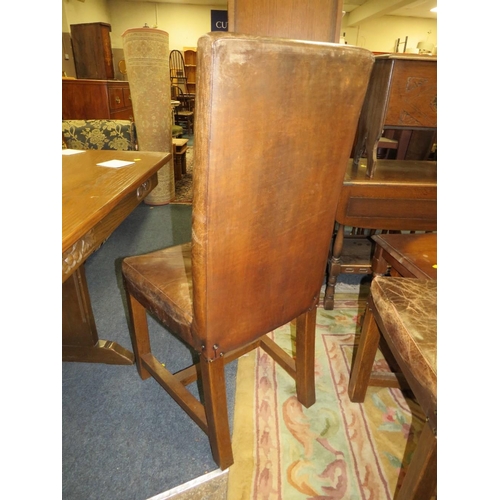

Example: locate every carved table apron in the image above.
[62,150,171,364]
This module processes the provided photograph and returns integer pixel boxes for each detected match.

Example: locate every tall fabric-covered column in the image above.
[122,28,174,205]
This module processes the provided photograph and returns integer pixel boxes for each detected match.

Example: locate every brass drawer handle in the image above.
[115,96,121,104]
[137,179,151,199]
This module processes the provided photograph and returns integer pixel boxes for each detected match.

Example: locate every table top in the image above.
[372,233,437,280]
[62,150,170,253]
[344,158,437,186]
[173,138,189,146]
[375,54,437,62]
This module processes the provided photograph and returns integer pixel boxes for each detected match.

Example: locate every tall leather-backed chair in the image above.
[121,33,374,470]
[348,277,437,499]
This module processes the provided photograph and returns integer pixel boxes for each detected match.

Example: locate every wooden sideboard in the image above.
[62,79,134,121]
[352,54,437,177]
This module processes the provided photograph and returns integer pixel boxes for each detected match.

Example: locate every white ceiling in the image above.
[126,0,438,20]
[344,0,437,20]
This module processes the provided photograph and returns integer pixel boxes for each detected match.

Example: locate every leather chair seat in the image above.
[348,276,437,498]
[123,243,194,346]
[370,277,437,398]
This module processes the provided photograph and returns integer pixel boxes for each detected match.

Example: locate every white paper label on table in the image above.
[62,149,86,155]
[96,160,135,168]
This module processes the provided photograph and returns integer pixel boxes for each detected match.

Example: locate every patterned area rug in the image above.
[227,285,425,500]
[172,146,193,204]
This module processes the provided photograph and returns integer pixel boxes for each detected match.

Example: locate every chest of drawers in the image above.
[62,79,134,121]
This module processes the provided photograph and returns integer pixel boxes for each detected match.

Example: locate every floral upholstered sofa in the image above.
[62,119,137,151]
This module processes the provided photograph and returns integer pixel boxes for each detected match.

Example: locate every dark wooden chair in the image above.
[171,85,194,135]
[121,32,374,470]
[169,49,189,92]
[348,277,437,499]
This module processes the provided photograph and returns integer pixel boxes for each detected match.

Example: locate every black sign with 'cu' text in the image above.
[211,10,228,31]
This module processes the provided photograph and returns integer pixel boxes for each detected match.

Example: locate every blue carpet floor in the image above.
[62,204,237,500]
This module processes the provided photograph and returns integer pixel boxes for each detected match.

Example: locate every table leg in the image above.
[371,244,390,277]
[324,224,345,310]
[62,266,134,365]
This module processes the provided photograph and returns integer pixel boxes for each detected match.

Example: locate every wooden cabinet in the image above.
[70,22,114,80]
[62,79,134,121]
[352,54,437,177]
[184,49,197,94]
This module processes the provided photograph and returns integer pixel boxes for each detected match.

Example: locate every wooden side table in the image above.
[172,138,189,180]
[324,158,437,309]
[371,233,437,279]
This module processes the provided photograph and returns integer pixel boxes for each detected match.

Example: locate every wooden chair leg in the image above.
[396,421,437,500]
[348,300,380,402]
[126,292,152,380]
[295,306,317,408]
[199,355,234,470]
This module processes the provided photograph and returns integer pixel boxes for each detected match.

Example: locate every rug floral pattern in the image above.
[228,287,425,500]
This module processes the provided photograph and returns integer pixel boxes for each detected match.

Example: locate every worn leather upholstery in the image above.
[122,32,374,469]
[123,243,194,346]
[349,276,437,499]
[371,277,437,399]
[124,33,373,358]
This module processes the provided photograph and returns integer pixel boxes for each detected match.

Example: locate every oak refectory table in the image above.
[62,149,171,364]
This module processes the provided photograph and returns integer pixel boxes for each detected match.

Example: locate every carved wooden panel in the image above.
[384,59,437,128]
[351,55,437,176]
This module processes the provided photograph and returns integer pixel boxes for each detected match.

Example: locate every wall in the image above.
[63,0,223,52]
[341,14,437,54]
[64,1,437,52]
[63,0,114,77]
[63,0,112,32]
[107,0,221,51]
[62,0,438,77]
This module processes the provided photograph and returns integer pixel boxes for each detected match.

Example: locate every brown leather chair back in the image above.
[191,33,374,358]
